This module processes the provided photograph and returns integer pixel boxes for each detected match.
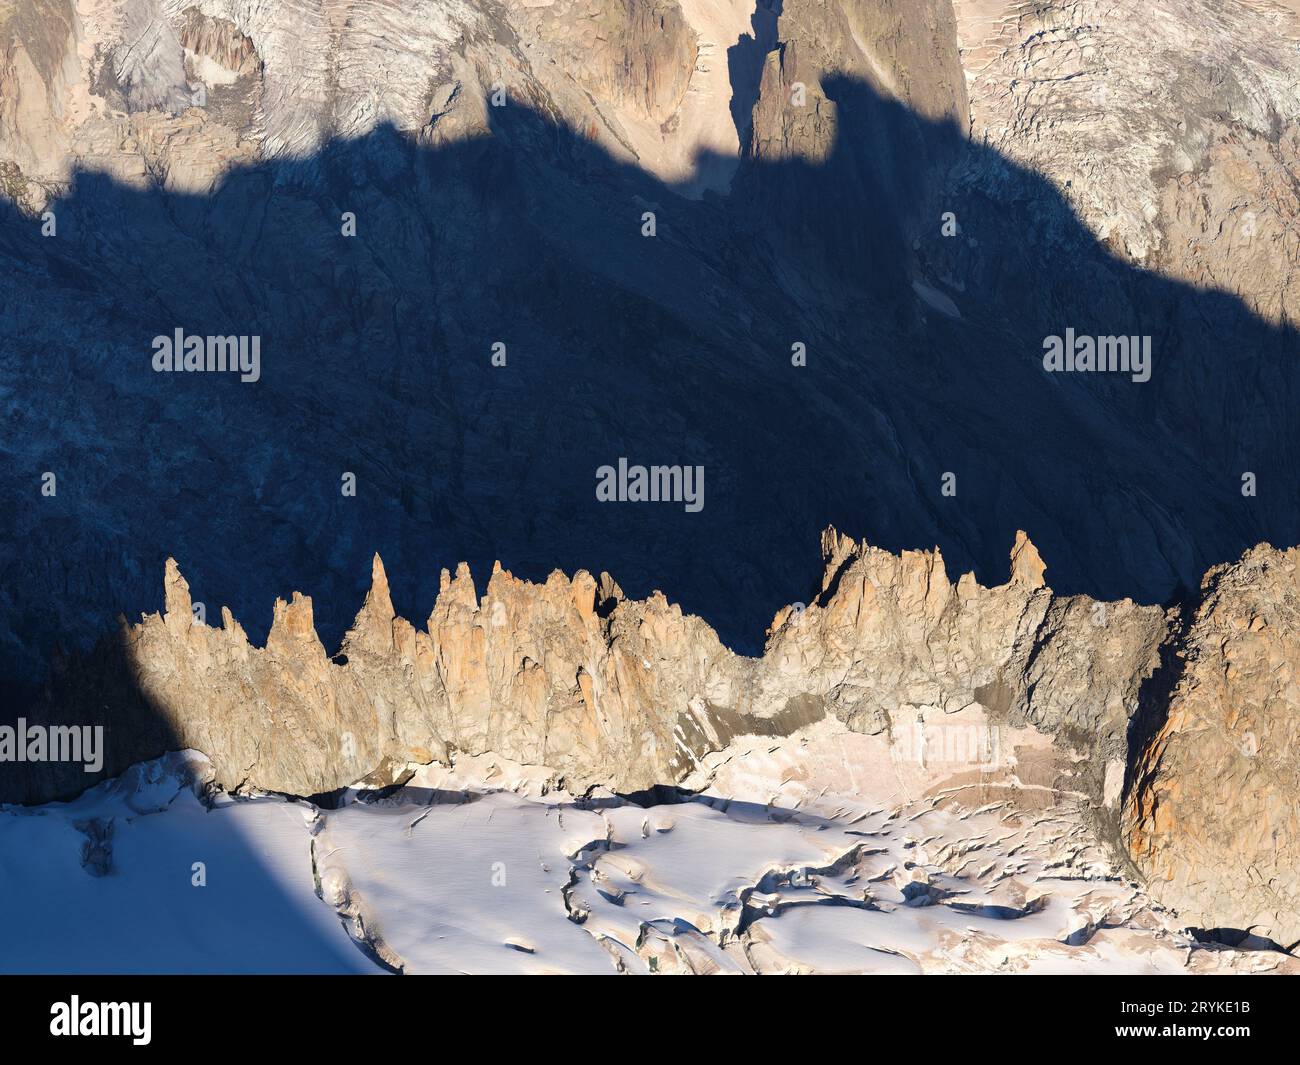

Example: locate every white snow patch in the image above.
[3,743,1293,974]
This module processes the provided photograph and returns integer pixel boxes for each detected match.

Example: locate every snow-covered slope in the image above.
[4,744,1292,975]
[0,753,375,973]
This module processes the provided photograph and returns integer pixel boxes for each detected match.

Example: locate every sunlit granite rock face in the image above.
[18,530,1152,798]
[1125,544,1300,949]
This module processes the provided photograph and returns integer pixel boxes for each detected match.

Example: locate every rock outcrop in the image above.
[0,0,79,192]
[1124,544,1300,948]
[15,529,1156,803]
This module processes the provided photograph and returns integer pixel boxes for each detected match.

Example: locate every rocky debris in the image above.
[72,816,113,876]
[1124,544,1300,949]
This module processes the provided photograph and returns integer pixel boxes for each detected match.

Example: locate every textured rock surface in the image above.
[952,0,1300,320]
[22,528,1300,946]
[20,529,1165,810]
[5,0,1300,697]
[4,0,1300,956]
[1125,545,1300,949]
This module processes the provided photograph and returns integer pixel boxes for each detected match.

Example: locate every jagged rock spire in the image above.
[1009,530,1047,589]
[345,553,397,654]
[163,557,192,624]
[266,591,326,658]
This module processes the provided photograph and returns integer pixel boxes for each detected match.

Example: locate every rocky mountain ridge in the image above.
[14,529,1299,948]
[4,0,1300,696]
[4,0,1300,955]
